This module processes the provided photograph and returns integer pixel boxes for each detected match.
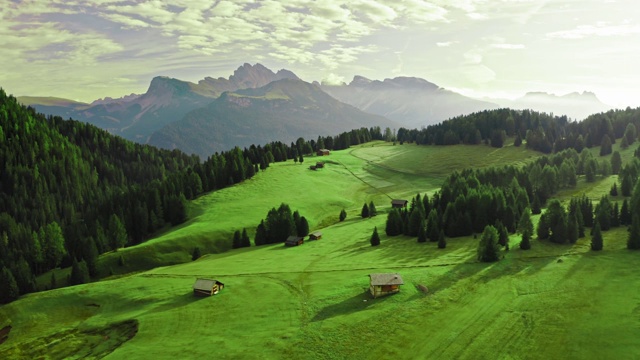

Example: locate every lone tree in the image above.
[520,230,532,250]
[591,221,603,251]
[339,209,347,222]
[241,228,251,248]
[192,247,202,261]
[232,230,242,249]
[361,203,370,218]
[477,225,500,262]
[370,227,381,246]
[369,201,377,216]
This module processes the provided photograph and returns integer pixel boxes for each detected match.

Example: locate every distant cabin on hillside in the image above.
[309,165,317,170]
[369,273,404,298]
[309,231,322,240]
[317,149,330,156]
[316,162,325,168]
[285,236,304,246]
[193,278,224,297]
[391,199,408,208]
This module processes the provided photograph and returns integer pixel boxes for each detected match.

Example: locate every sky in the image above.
[1,0,639,107]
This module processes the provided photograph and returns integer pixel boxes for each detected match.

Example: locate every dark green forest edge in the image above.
[2,87,640,304]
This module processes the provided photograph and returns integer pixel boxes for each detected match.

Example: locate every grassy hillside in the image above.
[3,140,639,359]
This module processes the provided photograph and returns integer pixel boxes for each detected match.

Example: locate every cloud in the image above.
[547,22,640,39]
[491,43,526,49]
[321,73,346,86]
[436,41,454,47]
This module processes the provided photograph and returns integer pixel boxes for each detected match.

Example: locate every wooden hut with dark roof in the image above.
[285,236,304,246]
[309,231,322,240]
[193,278,224,297]
[391,199,408,208]
[369,273,404,298]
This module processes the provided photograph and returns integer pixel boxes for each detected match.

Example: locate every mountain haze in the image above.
[148,78,396,158]
[494,91,613,120]
[321,76,499,128]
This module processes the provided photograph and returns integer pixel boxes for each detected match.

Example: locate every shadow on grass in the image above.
[311,290,393,322]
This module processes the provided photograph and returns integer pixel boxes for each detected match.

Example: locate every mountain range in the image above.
[18,63,613,158]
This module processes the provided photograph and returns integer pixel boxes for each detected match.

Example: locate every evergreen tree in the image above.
[496,220,509,247]
[520,230,532,250]
[417,219,427,243]
[297,217,310,237]
[408,208,423,236]
[241,228,251,248]
[0,266,19,303]
[82,237,99,278]
[192,247,201,261]
[611,202,620,228]
[600,134,612,156]
[478,225,500,262]
[628,214,640,249]
[385,209,403,236]
[611,151,622,174]
[368,201,377,216]
[361,203,370,218]
[370,227,380,246]
[591,221,603,251]
[43,221,66,269]
[531,195,542,215]
[437,230,446,249]
[232,230,241,249]
[298,153,304,165]
[546,200,568,244]
[109,214,128,251]
[517,208,534,235]
[537,213,550,240]
[610,183,618,196]
[254,220,267,246]
[69,259,89,286]
[11,257,35,294]
[567,211,579,244]
[620,199,631,225]
[339,209,347,222]
[426,209,440,242]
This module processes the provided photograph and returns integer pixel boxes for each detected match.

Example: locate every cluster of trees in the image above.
[361,201,377,218]
[254,204,308,246]
[395,107,640,155]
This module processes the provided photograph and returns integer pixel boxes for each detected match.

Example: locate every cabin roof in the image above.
[369,273,404,286]
[310,231,322,237]
[193,278,223,290]
[285,236,303,242]
[391,199,408,205]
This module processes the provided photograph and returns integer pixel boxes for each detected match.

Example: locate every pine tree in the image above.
[408,208,423,236]
[0,266,19,303]
[361,203,369,218]
[437,230,446,249]
[611,202,620,228]
[241,228,251,247]
[192,247,201,260]
[620,199,631,225]
[610,183,618,196]
[531,195,542,215]
[232,230,241,249]
[254,220,267,246]
[339,209,347,222]
[628,214,640,249]
[297,217,310,237]
[368,201,377,216]
[426,209,440,242]
[370,227,381,246]
[567,211,579,244]
[478,225,500,262]
[417,219,427,243]
[520,230,531,250]
[109,214,128,251]
[518,207,534,235]
[385,209,403,236]
[591,221,603,251]
[496,220,509,247]
[69,259,89,286]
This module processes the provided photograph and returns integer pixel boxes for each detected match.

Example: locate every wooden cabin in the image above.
[285,236,304,246]
[316,162,325,168]
[193,278,224,297]
[309,231,322,240]
[309,165,317,170]
[391,199,408,208]
[317,149,330,156]
[369,273,404,298]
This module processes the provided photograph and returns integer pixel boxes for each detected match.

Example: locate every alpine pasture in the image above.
[1,141,639,359]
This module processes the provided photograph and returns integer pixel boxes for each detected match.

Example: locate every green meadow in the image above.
[2,141,639,359]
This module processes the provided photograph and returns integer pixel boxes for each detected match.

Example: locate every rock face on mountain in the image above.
[321,76,499,128]
[148,78,397,158]
[21,63,300,142]
[497,91,612,120]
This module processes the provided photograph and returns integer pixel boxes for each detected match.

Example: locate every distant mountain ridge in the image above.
[148,78,396,158]
[321,76,499,129]
[493,91,612,120]
[18,63,299,142]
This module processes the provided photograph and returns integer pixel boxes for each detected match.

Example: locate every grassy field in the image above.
[4,141,640,359]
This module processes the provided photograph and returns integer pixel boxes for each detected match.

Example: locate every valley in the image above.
[2,141,637,359]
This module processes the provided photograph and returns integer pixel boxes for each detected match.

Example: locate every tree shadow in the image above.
[311,289,393,322]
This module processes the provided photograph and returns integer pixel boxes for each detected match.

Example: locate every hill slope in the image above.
[148,79,397,157]
[321,76,499,128]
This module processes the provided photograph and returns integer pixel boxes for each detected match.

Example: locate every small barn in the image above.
[369,273,404,298]
[285,236,304,246]
[193,278,224,297]
[316,162,325,168]
[317,149,330,156]
[309,231,322,240]
[391,199,408,208]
